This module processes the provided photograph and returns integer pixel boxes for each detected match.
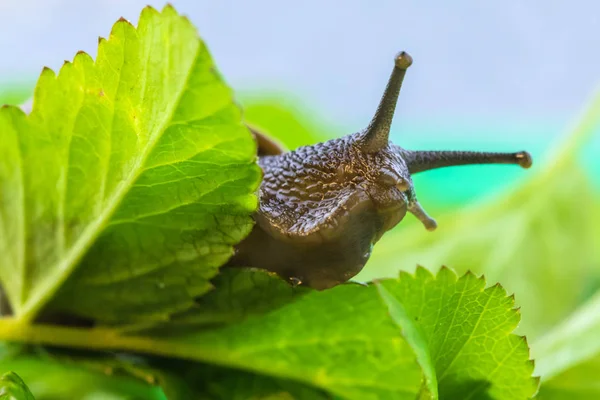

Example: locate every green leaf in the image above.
[375,281,438,399]
[0,371,34,400]
[162,361,332,400]
[380,268,538,399]
[535,356,600,400]
[183,282,425,400]
[0,85,33,107]
[359,90,600,339]
[0,5,261,323]
[0,268,537,399]
[533,289,600,399]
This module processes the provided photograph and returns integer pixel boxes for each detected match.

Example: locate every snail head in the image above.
[355,51,532,233]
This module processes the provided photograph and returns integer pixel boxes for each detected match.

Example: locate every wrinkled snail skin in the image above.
[229,51,533,290]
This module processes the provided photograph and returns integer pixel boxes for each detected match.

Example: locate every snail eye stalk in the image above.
[359,51,413,153]
[405,150,533,174]
[405,188,437,231]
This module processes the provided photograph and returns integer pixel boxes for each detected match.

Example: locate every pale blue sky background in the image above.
[1,1,598,120]
[1,0,598,193]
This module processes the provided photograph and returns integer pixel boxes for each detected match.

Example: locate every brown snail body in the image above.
[230,52,532,290]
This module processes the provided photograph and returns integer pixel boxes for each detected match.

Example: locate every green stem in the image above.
[0,318,361,398]
[0,318,222,363]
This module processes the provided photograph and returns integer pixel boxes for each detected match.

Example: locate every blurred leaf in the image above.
[358,90,600,339]
[533,289,600,398]
[240,93,337,150]
[0,268,537,399]
[0,349,167,400]
[536,356,600,400]
[0,5,260,324]
[0,85,33,107]
[5,346,329,400]
[0,371,34,400]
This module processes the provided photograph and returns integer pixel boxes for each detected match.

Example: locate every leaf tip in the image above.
[163,3,177,13]
[437,265,458,281]
[0,104,26,117]
[141,5,160,19]
[518,334,529,345]
[40,66,56,80]
[117,16,132,25]
[74,51,94,65]
[415,265,435,280]
[398,270,412,281]
[532,375,541,389]
[98,36,106,45]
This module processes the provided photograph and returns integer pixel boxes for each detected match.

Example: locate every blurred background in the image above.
[0,1,599,397]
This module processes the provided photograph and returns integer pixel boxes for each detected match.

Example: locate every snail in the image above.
[229,51,532,290]
[16,51,532,293]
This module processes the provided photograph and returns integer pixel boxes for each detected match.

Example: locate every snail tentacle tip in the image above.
[395,51,413,69]
[515,151,533,169]
[426,219,438,231]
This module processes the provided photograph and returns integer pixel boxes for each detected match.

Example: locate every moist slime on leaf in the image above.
[230,51,533,290]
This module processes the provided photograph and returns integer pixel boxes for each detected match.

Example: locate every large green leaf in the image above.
[0,268,537,399]
[0,5,261,323]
